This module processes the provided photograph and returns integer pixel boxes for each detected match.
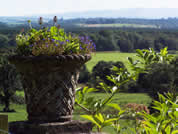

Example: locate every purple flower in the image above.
[92,43,96,49]
[60,41,65,45]
[46,45,48,47]
[80,46,83,50]
[52,39,55,42]
[66,39,70,42]
[81,36,84,40]
[85,41,90,44]
[55,44,58,47]
[79,36,85,42]
[29,44,33,47]
[90,43,96,50]
[86,36,89,40]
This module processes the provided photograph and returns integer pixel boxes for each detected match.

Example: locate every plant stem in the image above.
[75,102,93,114]
[94,92,115,114]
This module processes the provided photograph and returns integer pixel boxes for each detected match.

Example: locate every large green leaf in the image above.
[107,103,121,111]
[81,115,101,128]
[127,57,133,64]
[136,49,144,58]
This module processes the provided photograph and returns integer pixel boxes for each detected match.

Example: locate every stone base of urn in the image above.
[9,120,94,134]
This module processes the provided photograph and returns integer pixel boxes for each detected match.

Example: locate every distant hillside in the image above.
[47,17,178,29]
[44,8,178,19]
[1,8,178,29]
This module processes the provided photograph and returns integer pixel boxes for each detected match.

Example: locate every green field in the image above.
[3,93,152,122]
[86,52,139,72]
[77,23,158,28]
[0,92,152,133]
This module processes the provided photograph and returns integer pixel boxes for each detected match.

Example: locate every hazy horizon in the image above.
[0,0,178,17]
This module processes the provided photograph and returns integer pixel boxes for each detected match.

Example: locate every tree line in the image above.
[72,29,178,52]
[0,23,178,53]
[49,17,178,29]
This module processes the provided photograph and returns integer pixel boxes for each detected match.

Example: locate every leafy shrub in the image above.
[76,48,177,133]
[90,60,126,88]
[137,93,178,134]
[0,56,22,111]
[127,47,176,95]
[75,68,132,133]
[138,63,177,100]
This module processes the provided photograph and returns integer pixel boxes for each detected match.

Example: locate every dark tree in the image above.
[0,56,22,112]
[137,62,177,100]
[117,38,134,52]
[78,65,90,83]
[90,61,126,88]
[0,34,9,47]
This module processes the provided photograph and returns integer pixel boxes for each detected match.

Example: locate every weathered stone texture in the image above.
[9,121,93,134]
[8,54,91,123]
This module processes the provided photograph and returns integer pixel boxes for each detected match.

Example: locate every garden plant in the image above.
[75,47,178,133]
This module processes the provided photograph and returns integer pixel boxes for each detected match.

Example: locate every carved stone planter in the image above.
[8,54,91,123]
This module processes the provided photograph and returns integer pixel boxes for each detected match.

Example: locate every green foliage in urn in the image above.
[15,16,96,56]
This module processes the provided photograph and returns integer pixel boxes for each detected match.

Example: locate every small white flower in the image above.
[112,86,117,92]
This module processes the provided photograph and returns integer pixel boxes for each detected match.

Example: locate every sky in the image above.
[0,0,178,16]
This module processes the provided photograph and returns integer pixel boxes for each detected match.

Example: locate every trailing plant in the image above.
[16,16,96,56]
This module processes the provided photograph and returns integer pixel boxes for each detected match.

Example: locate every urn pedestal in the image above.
[8,54,93,134]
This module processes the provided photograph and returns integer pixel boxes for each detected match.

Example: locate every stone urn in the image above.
[8,54,91,123]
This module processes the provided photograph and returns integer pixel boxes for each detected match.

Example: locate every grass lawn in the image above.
[0,92,152,133]
[86,52,139,72]
[0,104,27,122]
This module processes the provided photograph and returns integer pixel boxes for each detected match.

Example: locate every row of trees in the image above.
[75,30,178,52]
[49,17,178,29]
[0,23,178,52]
